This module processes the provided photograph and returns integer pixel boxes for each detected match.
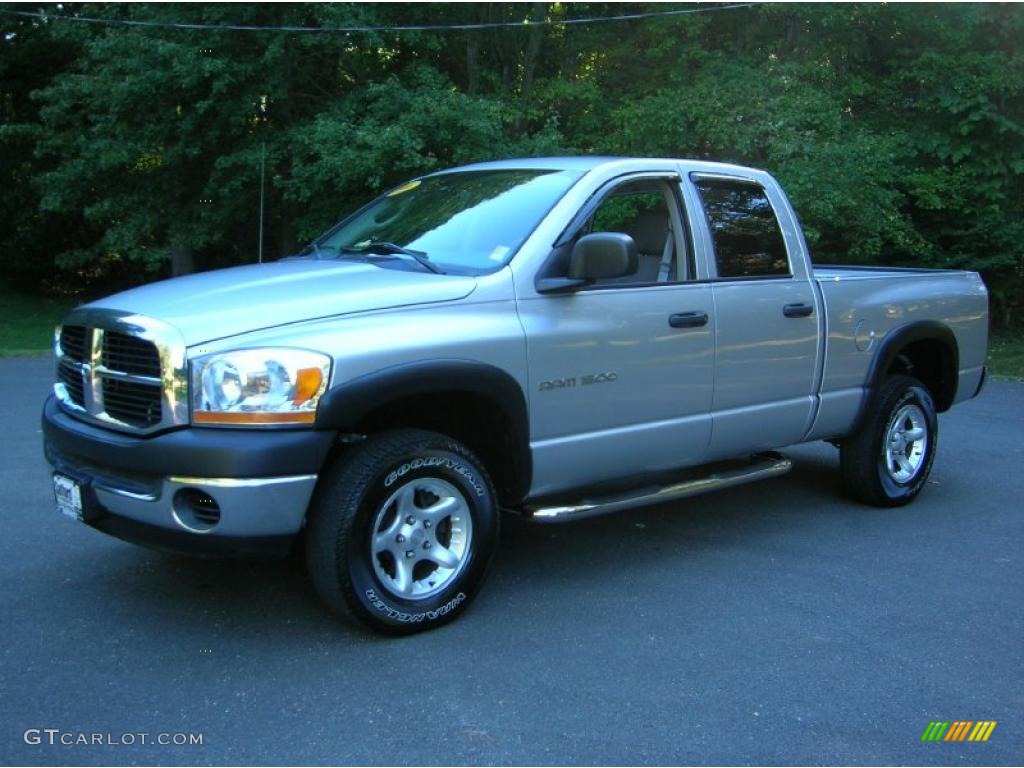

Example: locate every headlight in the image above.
[190,348,331,426]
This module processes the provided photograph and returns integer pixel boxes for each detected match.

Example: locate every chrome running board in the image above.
[521,451,792,523]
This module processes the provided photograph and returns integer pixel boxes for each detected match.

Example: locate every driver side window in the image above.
[583,180,685,286]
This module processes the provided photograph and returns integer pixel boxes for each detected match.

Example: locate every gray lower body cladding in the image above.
[42,395,332,556]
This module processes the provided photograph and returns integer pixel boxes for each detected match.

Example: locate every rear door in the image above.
[687,173,820,458]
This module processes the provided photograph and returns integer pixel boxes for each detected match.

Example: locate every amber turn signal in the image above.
[293,367,324,406]
[193,411,317,425]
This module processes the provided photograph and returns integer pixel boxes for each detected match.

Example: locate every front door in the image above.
[518,174,716,497]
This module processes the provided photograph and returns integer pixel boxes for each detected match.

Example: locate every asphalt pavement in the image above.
[1,356,1021,766]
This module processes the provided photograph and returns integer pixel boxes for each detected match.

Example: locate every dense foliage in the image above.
[1,3,1021,325]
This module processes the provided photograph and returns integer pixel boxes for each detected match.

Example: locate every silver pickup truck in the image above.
[43,157,989,633]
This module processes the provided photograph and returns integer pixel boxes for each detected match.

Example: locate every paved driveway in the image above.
[1,356,1021,765]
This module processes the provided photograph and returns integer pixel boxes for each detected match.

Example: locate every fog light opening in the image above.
[172,488,221,532]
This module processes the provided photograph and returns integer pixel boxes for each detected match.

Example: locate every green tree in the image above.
[3,2,1022,325]
[0,5,86,291]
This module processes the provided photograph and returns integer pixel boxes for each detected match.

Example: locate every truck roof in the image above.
[437,157,621,172]
[433,156,767,178]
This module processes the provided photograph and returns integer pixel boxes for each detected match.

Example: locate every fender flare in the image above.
[854,321,959,428]
[316,359,532,500]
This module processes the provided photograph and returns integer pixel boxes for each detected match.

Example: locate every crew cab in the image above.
[42,157,989,633]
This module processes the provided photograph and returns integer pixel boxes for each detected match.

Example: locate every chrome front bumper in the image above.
[95,474,318,538]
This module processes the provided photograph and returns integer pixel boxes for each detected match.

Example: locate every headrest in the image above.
[633,210,668,254]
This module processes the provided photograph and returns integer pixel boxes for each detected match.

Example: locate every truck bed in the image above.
[813,264,973,281]
[806,263,988,442]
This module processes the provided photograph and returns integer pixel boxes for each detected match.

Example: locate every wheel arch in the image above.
[316,360,531,504]
[865,321,959,413]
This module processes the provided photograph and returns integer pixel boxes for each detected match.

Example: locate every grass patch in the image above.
[988,329,1024,380]
[0,282,77,356]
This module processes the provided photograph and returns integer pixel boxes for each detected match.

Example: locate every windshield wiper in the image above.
[293,241,325,259]
[339,242,444,274]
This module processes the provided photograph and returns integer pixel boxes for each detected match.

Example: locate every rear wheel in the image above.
[840,375,938,507]
[305,429,499,634]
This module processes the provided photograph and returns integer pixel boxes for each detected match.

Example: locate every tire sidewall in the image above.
[344,445,498,632]
[875,381,938,502]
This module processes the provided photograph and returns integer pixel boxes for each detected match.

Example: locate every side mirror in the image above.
[569,232,638,281]
[534,232,638,294]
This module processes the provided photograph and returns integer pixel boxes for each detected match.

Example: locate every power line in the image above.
[0,4,759,33]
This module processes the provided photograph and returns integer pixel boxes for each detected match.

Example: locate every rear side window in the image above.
[694,178,789,278]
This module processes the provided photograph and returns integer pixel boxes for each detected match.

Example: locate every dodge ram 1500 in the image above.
[43,157,989,633]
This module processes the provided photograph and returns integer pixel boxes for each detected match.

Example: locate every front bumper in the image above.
[42,395,335,557]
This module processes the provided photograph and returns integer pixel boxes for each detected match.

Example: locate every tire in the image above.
[840,375,938,507]
[305,429,499,634]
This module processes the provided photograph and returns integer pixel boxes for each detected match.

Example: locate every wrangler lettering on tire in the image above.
[304,429,499,634]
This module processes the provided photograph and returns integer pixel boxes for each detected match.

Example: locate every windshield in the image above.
[311,169,584,274]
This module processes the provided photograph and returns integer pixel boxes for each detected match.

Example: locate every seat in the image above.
[599,210,670,285]
[632,210,669,282]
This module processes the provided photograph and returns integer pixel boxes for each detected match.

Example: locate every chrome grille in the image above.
[53,310,188,435]
[102,377,162,428]
[102,331,161,377]
[59,325,88,363]
[57,357,85,406]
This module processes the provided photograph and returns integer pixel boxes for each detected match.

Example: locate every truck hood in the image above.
[88,260,477,346]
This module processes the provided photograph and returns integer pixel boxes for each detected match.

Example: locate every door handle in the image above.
[783,303,814,318]
[669,311,709,328]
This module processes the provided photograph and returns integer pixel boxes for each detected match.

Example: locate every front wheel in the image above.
[840,375,938,507]
[305,429,499,634]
